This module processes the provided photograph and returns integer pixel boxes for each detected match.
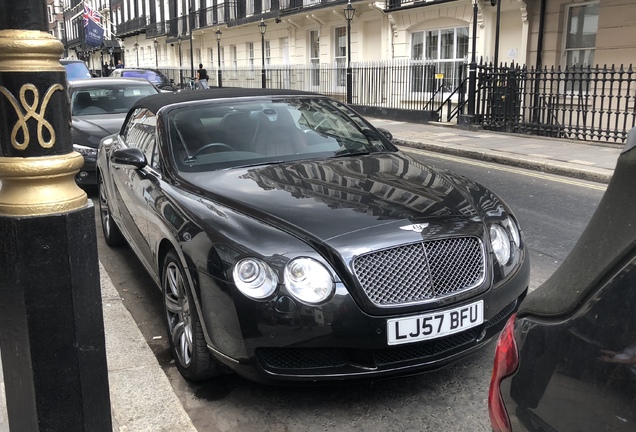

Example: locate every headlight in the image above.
[503,217,521,248]
[233,258,278,300]
[284,257,334,304]
[490,224,511,265]
[101,137,114,146]
[73,144,97,157]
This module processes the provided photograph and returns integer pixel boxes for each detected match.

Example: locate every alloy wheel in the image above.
[164,261,193,368]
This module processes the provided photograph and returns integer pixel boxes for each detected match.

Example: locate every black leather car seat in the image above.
[251,108,307,156]
[220,111,256,152]
[176,116,213,154]
[73,91,93,115]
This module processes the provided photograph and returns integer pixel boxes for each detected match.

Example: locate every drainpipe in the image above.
[535,0,546,68]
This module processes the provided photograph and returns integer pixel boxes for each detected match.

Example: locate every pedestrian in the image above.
[116,59,124,69]
[196,63,209,89]
[102,62,109,77]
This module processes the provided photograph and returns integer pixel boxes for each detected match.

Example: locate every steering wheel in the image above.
[193,143,234,156]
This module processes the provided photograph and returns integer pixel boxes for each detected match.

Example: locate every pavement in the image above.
[0,119,624,431]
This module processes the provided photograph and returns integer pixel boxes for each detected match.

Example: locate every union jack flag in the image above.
[83,3,101,27]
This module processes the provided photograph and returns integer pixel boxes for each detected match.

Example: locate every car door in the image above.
[111,108,157,267]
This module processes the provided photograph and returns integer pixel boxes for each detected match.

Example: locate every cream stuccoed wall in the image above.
[592,0,636,67]
[525,0,636,69]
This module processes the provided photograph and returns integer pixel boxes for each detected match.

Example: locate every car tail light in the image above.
[488,314,519,432]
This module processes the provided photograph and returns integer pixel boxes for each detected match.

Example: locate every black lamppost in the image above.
[133,42,139,67]
[177,35,183,87]
[493,0,502,71]
[0,2,111,430]
[258,18,267,89]
[343,0,355,104]
[189,0,194,79]
[153,39,158,68]
[467,0,478,117]
[216,28,223,88]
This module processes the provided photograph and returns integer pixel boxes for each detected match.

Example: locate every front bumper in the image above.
[75,156,97,186]
[199,255,530,384]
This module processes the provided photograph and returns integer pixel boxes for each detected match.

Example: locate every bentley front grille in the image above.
[353,237,485,307]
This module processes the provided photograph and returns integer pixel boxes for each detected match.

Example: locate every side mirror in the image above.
[377,127,393,142]
[111,147,147,169]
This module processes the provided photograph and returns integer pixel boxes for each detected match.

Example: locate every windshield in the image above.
[168,97,395,173]
[121,70,168,86]
[64,62,91,80]
[71,84,159,116]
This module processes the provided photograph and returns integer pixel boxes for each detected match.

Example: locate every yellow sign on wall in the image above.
[435,73,445,79]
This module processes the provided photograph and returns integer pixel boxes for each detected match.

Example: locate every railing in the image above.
[116,16,148,36]
[354,59,466,113]
[154,59,636,144]
[476,63,636,143]
[384,0,452,11]
[146,21,167,38]
[432,64,467,122]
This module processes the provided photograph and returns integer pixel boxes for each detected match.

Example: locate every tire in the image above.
[162,250,219,381]
[98,174,125,247]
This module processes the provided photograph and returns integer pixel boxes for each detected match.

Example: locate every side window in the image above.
[121,108,143,143]
[122,109,158,172]
[150,140,160,171]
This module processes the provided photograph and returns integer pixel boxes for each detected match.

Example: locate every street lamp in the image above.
[153,39,158,68]
[133,42,139,67]
[177,35,183,88]
[189,0,194,80]
[467,0,478,117]
[216,29,222,88]
[258,18,267,89]
[343,0,355,104]
[493,0,502,72]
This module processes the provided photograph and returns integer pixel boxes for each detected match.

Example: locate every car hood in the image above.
[179,152,490,244]
[72,114,127,148]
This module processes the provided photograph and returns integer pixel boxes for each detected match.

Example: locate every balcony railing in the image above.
[116,16,148,37]
[384,0,456,12]
[146,21,167,39]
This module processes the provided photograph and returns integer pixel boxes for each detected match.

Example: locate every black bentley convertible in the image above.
[96,88,529,383]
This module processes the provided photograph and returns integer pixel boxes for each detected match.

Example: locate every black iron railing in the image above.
[476,63,636,142]
[116,16,148,37]
[155,57,636,143]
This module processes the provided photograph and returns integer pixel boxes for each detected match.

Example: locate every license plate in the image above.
[387,300,484,345]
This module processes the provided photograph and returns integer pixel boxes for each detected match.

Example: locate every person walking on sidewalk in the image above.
[196,63,210,89]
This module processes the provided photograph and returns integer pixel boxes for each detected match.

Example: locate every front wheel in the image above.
[98,174,125,247]
[162,250,219,381]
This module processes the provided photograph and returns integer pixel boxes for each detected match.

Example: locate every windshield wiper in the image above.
[232,160,286,169]
[331,148,370,158]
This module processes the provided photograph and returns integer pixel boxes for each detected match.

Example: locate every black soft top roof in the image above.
[132,88,323,113]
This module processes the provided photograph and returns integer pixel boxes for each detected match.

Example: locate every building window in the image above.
[309,30,320,86]
[246,0,254,17]
[265,40,271,65]
[280,37,289,64]
[410,27,468,93]
[248,42,254,68]
[564,2,599,69]
[231,45,237,72]
[263,0,271,12]
[335,26,346,87]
